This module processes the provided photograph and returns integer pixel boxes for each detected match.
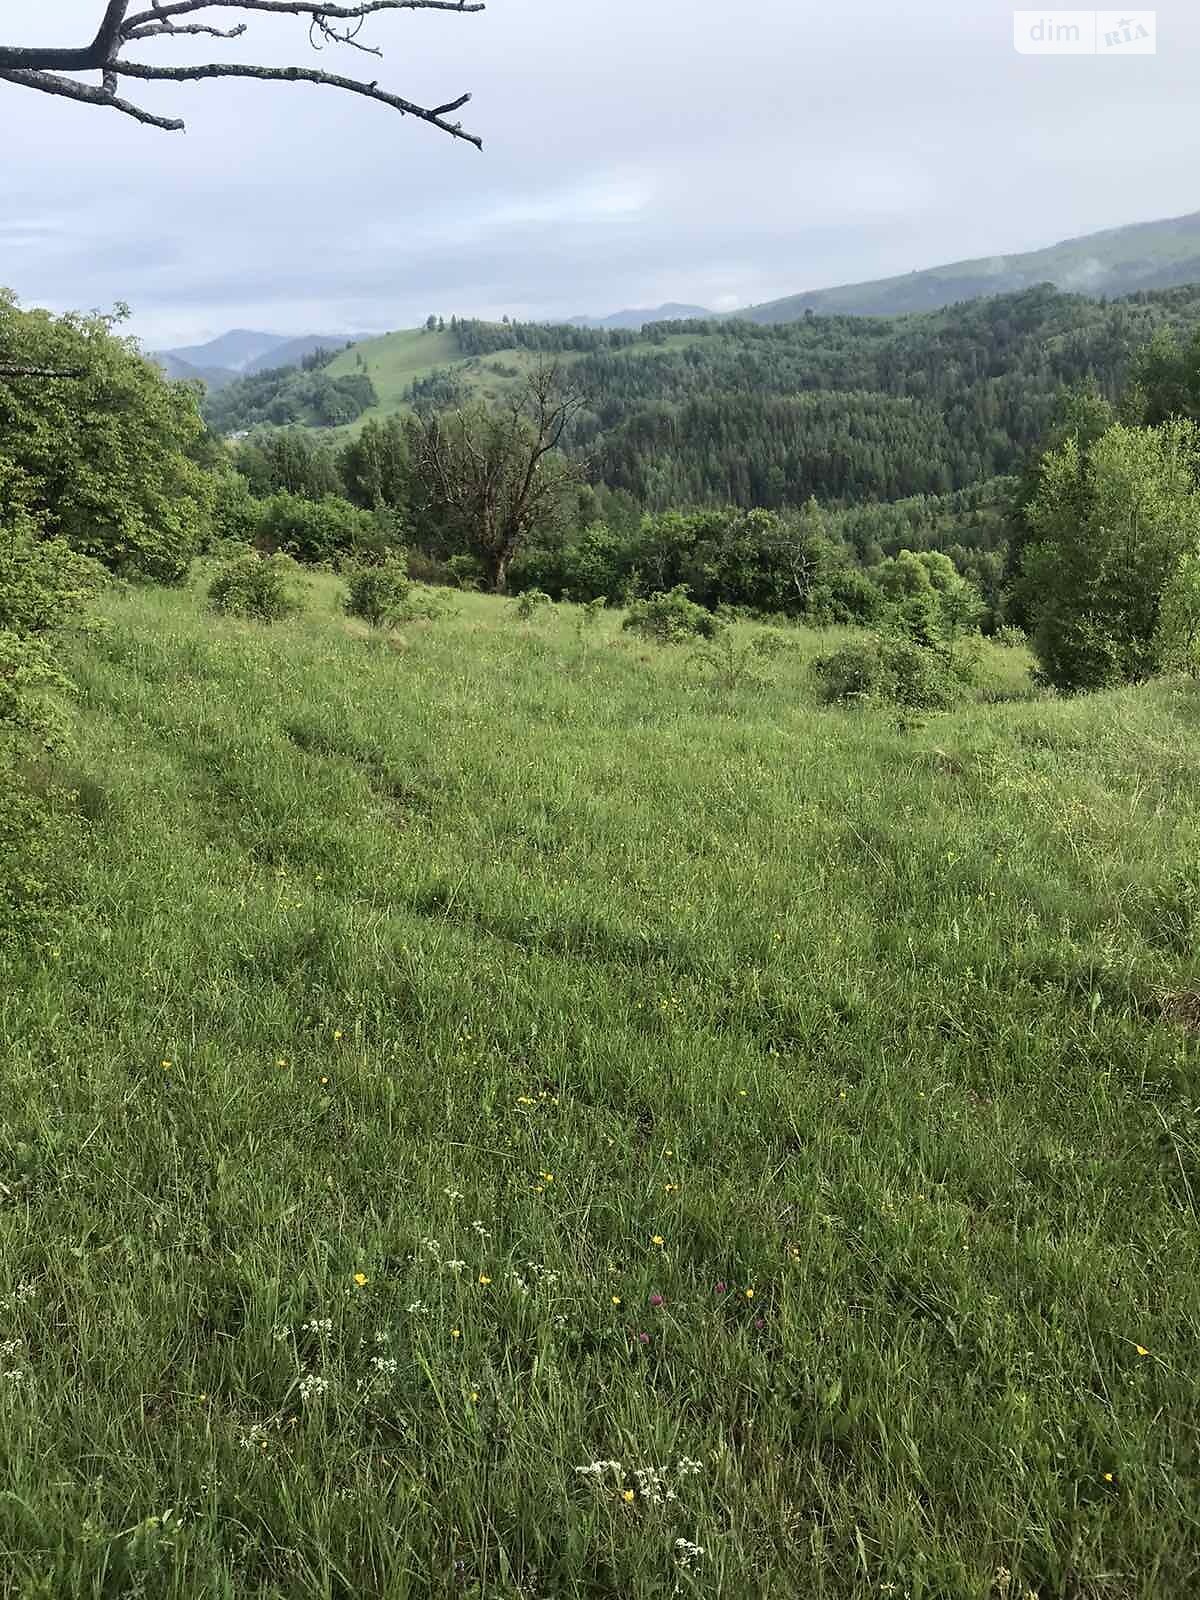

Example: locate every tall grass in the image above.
[3,576,1199,1598]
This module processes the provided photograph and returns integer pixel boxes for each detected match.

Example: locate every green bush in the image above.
[209,554,299,622]
[256,491,391,566]
[344,556,412,629]
[813,634,975,711]
[514,588,552,621]
[0,774,84,960]
[623,586,723,644]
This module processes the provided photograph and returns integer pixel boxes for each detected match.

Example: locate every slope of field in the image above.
[743,208,1200,321]
[4,578,1200,1596]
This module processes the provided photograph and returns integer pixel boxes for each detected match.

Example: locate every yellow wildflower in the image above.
[479,1274,492,1286]
[611,1295,622,1306]
[622,1489,635,1502]
[1135,1345,1150,1358]
[651,1235,665,1247]
[353,1273,368,1287]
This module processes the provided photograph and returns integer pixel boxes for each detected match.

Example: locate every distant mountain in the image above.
[150,328,372,393]
[149,351,240,390]
[568,303,711,330]
[242,334,366,376]
[160,329,293,373]
[741,209,1200,322]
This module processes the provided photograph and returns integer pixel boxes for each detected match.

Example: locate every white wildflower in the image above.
[444,1188,463,1201]
[445,1260,467,1275]
[298,1373,329,1403]
[676,1456,703,1476]
[406,1301,429,1315]
[471,1221,490,1238]
[304,1318,332,1336]
[674,1539,705,1569]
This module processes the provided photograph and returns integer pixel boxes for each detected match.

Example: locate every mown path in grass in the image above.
[3,577,1200,1599]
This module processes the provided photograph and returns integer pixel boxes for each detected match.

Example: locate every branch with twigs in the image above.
[0,0,485,144]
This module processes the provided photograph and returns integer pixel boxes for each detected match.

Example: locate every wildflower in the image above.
[277,1058,287,1067]
[445,1259,467,1274]
[406,1301,429,1315]
[744,1288,755,1300]
[754,1317,765,1330]
[478,1274,492,1286]
[298,1374,329,1403]
[1103,1472,1115,1483]
[161,1060,172,1071]
[622,1489,635,1502]
[353,1273,368,1287]
[1135,1344,1150,1358]
[715,1281,727,1295]
[451,1328,461,1340]
[320,1076,330,1086]
[469,1391,479,1403]
[517,1096,536,1106]
[664,1183,679,1193]
[649,1293,665,1309]
[472,1221,490,1238]
[540,1173,554,1184]
[674,1539,705,1569]
[637,1332,650,1345]
[651,1235,665,1247]
[676,1457,703,1475]
[304,1318,332,1335]
[333,1030,343,1040]
[611,1295,622,1306]
[371,1356,398,1377]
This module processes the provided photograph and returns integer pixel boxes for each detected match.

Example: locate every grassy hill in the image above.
[742,209,1200,321]
[5,573,1200,1595]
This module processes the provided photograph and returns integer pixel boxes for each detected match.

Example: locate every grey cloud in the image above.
[2,0,1198,345]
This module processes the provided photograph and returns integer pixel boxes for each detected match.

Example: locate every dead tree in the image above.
[410,364,588,592]
[0,1,485,145]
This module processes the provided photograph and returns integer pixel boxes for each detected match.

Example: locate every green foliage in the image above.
[445,553,485,590]
[1154,553,1200,676]
[813,632,976,710]
[203,352,374,433]
[514,587,551,621]
[344,556,412,629]
[1017,420,1200,692]
[875,549,985,646]
[623,585,723,644]
[0,466,99,749]
[206,470,263,548]
[208,553,300,622]
[0,292,212,582]
[232,430,343,502]
[336,417,411,511]
[0,773,83,959]
[256,492,391,566]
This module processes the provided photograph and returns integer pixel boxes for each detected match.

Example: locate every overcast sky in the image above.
[2,1,1197,348]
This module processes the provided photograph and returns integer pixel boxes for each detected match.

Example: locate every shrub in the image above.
[446,554,485,591]
[623,586,723,644]
[994,624,1028,650]
[0,774,84,961]
[813,634,975,711]
[344,556,412,628]
[209,553,299,622]
[256,491,390,566]
[206,471,263,549]
[514,588,552,621]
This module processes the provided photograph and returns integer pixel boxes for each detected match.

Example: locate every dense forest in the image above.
[209,285,1200,517]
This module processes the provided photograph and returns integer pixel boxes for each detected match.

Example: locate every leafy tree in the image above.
[231,430,343,501]
[0,292,212,582]
[1016,420,1200,692]
[337,417,411,512]
[1154,553,1200,676]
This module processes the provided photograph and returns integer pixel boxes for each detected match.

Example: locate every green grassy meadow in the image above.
[4,577,1200,1598]
[323,328,709,431]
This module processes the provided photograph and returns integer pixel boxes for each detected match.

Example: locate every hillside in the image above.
[569,302,711,329]
[742,209,1200,321]
[6,571,1200,1594]
[306,285,1200,514]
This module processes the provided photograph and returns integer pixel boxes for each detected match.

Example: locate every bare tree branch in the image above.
[0,0,484,143]
[0,66,185,130]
